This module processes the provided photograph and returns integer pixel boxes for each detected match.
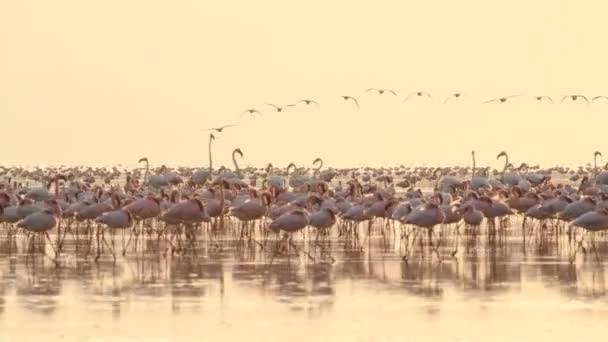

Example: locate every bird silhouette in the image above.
[443,92,465,103]
[297,99,320,108]
[265,103,296,112]
[341,95,359,109]
[204,124,237,133]
[403,91,432,102]
[483,95,521,104]
[241,108,262,117]
[592,96,608,102]
[533,96,553,103]
[366,88,397,96]
[561,95,590,104]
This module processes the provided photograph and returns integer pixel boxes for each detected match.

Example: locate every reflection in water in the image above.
[1,233,608,341]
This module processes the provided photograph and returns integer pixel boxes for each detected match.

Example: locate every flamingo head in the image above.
[496,151,507,160]
[138,157,149,164]
[233,148,243,157]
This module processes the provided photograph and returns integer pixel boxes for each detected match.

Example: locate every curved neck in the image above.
[501,154,508,179]
[433,168,441,190]
[471,153,476,178]
[208,136,214,172]
[232,152,240,176]
[594,154,599,175]
[314,159,323,172]
[143,162,149,184]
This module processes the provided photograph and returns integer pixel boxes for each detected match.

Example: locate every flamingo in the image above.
[161,198,210,224]
[205,124,237,133]
[561,95,590,104]
[403,193,446,256]
[484,95,521,104]
[265,103,295,112]
[403,91,432,101]
[470,151,491,191]
[341,95,359,109]
[443,92,464,103]
[269,209,309,233]
[594,151,602,177]
[366,88,397,96]
[533,95,553,103]
[191,133,215,186]
[496,151,523,186]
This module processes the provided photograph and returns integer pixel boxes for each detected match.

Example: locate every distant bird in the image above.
[366,88,397,96]
[533,96,553,103]
[297,99,320,108]
[484,95,521,104]
[592,96,608,102]
[265,103,295,112]
[443,92,464,103]
[404,91,432,102]
[341,95,359,109]
[204,124,237,133]
[561,95,589,104]
[241,108,262,117]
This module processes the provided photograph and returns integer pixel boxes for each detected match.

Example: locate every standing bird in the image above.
[366,88,397,96]
[403,91,432,102]
[269,209,309,233]
[265,103,295,112]
[308,207,338,231]
[204,124,237,133]
[572,208,608,232]
[191,134,215,186]
[341,95,359,109]
[561,95,590,104]
[161,198,210,224]
[484,95,521,104]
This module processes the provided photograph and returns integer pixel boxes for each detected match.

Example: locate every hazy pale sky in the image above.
[1,1,607,169]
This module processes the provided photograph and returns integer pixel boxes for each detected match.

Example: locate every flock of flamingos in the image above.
[2,146,608,266]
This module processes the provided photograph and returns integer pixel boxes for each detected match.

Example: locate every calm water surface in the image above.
[1,227,608,342]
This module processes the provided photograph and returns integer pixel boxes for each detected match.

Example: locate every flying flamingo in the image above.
[341,95,359,109]
[443,92,465,103]
[204,124,237,133]
[561,95,590,104]
[265,103,295,112]
[484,95,521,104]
[403,91,432,102]
[366,88,397,96]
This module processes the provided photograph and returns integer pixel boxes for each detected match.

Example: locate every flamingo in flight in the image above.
[366,88,397,96]
[241,108,262,117]
[533,96,553,103]
[443,92,465,103]
[403,91,432,102]
[204,124,237,133]
[265,103,295,112]
[592,96,608,102]
[341,95,359,109]
[297,99,320,108]
[561,95,590,104]
[484,95,521,104]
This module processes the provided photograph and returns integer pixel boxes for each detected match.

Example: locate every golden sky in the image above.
[1,0,607,169]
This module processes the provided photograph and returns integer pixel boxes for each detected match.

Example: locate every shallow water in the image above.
[1,227,608,342]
